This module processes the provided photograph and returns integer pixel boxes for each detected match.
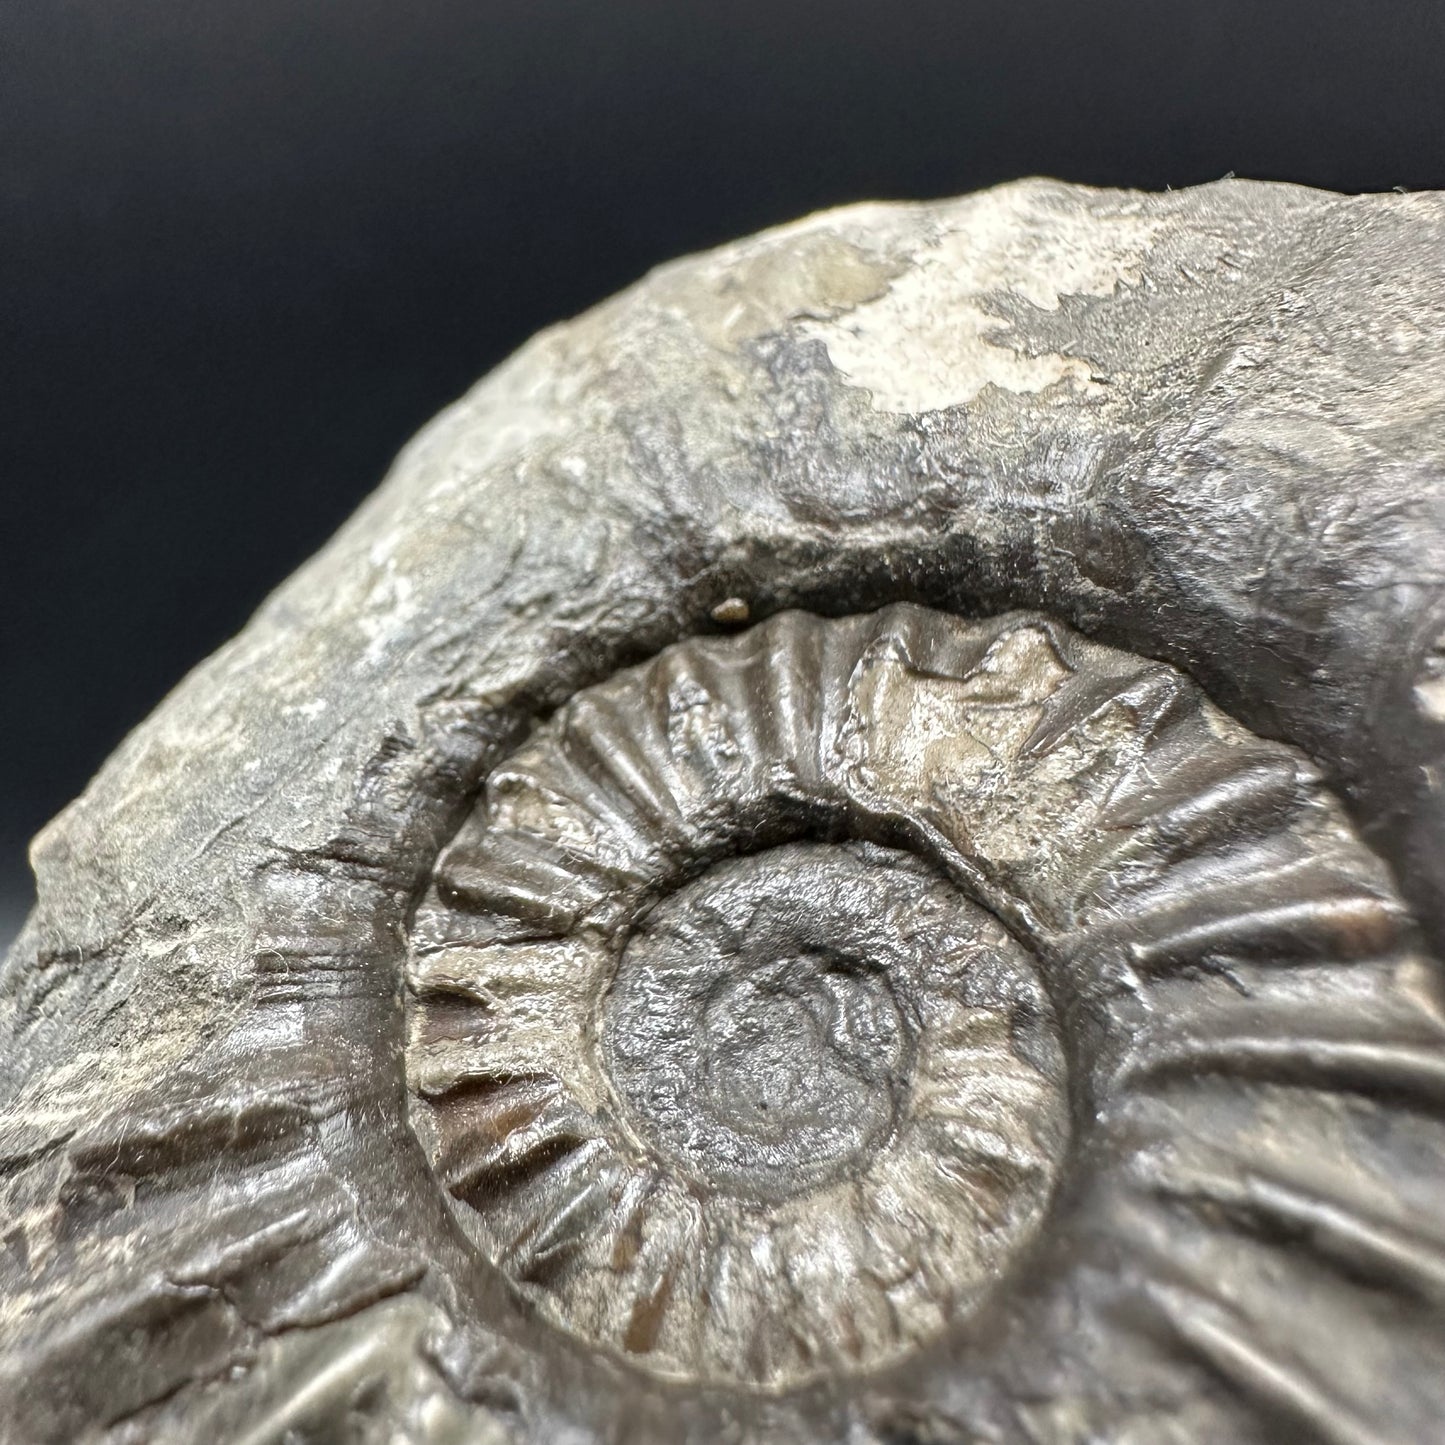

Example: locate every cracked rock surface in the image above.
[3,179,1445,1443]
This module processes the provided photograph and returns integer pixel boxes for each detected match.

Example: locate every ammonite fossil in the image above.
[4,180,1445,1444]
[407,601,1427,1404]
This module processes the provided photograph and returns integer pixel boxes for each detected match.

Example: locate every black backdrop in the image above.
[5,0,1445,948]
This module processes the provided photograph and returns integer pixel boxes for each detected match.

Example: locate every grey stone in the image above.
[3,178,1445,1443]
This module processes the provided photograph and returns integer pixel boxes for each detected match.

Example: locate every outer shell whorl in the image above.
[406,605,1413,1392]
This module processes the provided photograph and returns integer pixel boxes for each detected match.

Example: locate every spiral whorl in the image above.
[407,605,1417,1392]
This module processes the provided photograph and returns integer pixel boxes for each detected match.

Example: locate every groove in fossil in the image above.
[1143,1281,1386,1445]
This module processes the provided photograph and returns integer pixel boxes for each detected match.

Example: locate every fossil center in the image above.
[603,847,916,1200]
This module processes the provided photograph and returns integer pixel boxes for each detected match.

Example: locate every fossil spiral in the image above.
[406,604,1427,1402]
[5,181,1445,1443]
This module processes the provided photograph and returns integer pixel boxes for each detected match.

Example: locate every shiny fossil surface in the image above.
[4,180,1445,1443]
[407,604,1419,1398]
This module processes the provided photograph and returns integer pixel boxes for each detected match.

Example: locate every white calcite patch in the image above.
[802,181,1167,411]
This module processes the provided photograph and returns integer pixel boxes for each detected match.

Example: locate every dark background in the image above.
[5,1,1445,951]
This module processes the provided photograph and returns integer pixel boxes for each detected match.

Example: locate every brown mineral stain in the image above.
[710,597,750,625]
[624,1266,677,1355]
[1330,897,1402,956]
[479,1096,549,1143]
[611,1195,648,1271]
